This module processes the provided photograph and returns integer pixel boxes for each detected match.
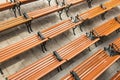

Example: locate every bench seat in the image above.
[0,34,48,63]
[56,35,99,60]
[80,0,120,20]
[0,16,32,32]
[0,2,15,11]
[41,19,82,39]
[92,17,120,37]
[111,71,120,80]
[8,54,66,80]
[61,49,120,80]
[110,38,120,53]
[28,6,64,19]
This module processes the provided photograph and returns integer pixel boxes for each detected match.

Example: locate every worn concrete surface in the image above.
[0,0,120,80]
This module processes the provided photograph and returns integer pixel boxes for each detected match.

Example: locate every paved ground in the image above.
[0,0,120,80]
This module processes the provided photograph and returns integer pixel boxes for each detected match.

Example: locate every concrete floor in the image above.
[0,0,120,80]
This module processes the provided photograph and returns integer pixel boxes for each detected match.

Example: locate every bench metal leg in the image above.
[95,42,97,47]
[87,0,93,8]
[41,44,45,53]
[79,24,83,32]
[73,27,76,35]
[48,0,51,6]
[17,5,22,16]
[116,28,120,33]
[101,11,107,20]
[43,42,47,51]
[0,67,3,75]
[41,42,47,53]
[55,0,59,6]
[26,21,33,33]
[88,47,91,51]
[58,10,63,20]
[12,6,17,17]
[5,77,8,80]
[65,10,69,17]
[57,65,62,72]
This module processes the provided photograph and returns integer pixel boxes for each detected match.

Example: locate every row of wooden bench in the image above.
[0,0,118,65]
[61,37,120,80]
[1,0,119,34]
[6,35,99,80]
[0,0,38,17]
[3,9,120,80]
[0,0,120,79]
[6,14,120,80]
[0,0,93,33]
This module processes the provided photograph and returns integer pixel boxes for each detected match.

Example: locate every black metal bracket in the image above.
[86,31,97,40]
[47,0,52,6]
[23,12,29,19]
[16,1,22,16]
[53,51,63,61]
[115,17,120,24]
[23,12,33,33]
[61,0,66,6]
[71,15,81,35]
[71,15,80,23]
[101,11,108,20]
[12,5,17,17]
[37,31,45,40]
[104,44,120,56]
[41,42,47,53]
[100,4,107,10]
[64,4,72,17]
[57,65,63,72]
[25,21,33,33]
[70,71,80,80]
[86,0,93,8]
[58,9,64,20]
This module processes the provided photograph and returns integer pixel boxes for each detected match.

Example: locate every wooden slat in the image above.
[0,16,32,32]
[111,71,120,80]
[61,49,120,80]
[0,34,48,63]
[92,16,120,37]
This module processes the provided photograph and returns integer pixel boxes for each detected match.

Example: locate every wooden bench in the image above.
[104,38,120,56]
[86,16,120,39]
[0,1,15,11]
[0,15,32,32]
[110,37,120,52]
[27,0,95,20]
[0,0,38,17]
[6,34,99,80]
[61,49,120,80]
[7,53,66,80]
[28,5,64,19]
[111,71,120,80]
[80,0,120,20]
[55,35,99,60]
[0,34,48,64]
